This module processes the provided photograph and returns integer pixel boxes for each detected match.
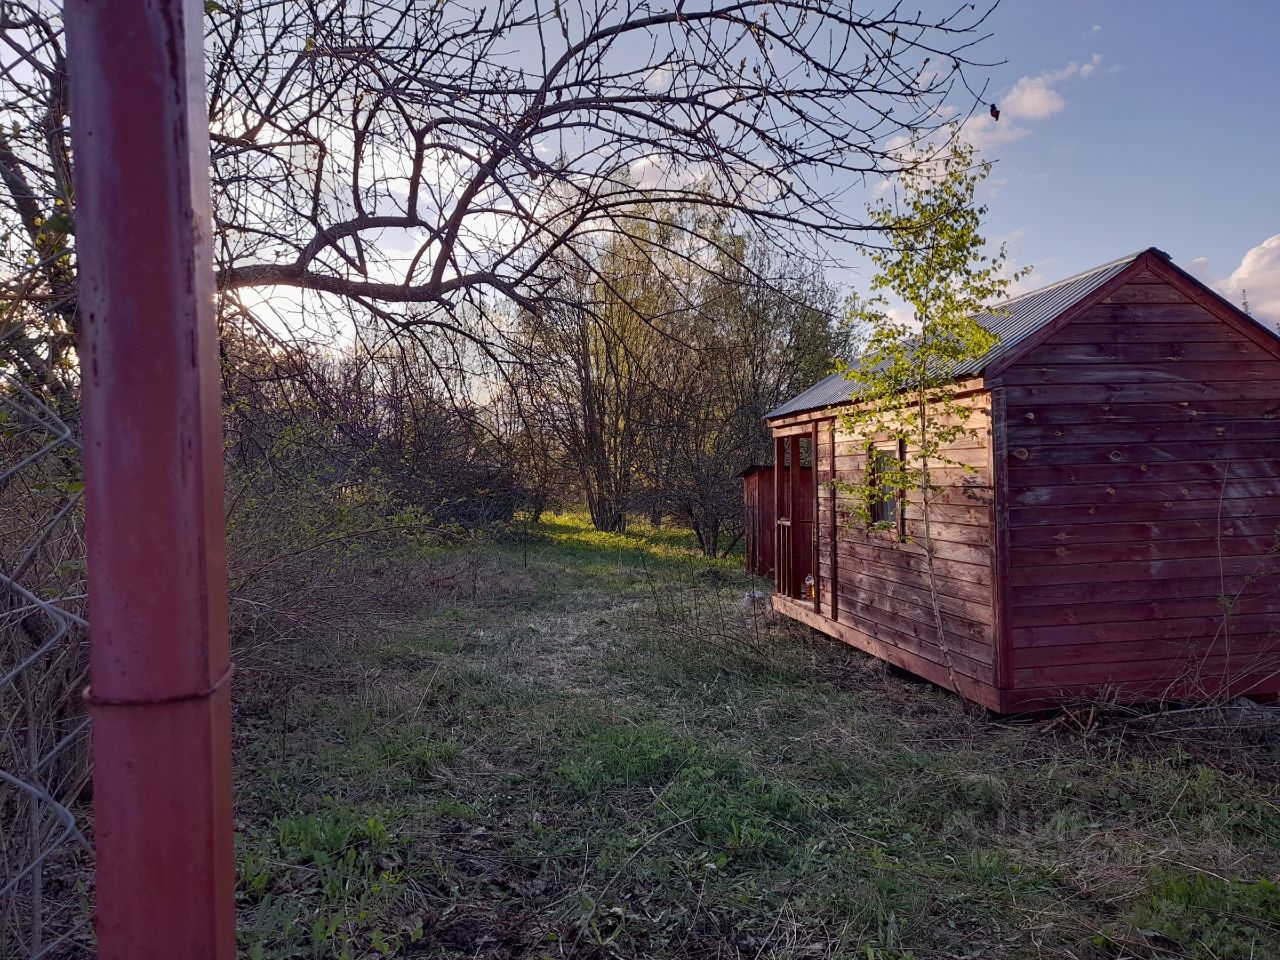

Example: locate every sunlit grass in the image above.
[520,510,741,571]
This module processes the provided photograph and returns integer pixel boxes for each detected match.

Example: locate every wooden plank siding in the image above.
[989,274,1280,709]
[779,392,1001,706]
[767,253,1280,711]
[741,467,775,579]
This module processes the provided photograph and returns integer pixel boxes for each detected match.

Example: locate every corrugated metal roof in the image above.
[766,249,1155,420]
[766,371,862,419]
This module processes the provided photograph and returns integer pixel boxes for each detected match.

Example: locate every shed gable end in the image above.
[992,270,1280,708]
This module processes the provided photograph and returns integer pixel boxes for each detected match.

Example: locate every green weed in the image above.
[1109,870,1280,959]
[237,807,422,960]
[375,729,462,779]
[558,723,693,795]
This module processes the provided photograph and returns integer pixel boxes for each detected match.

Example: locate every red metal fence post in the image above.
[65,1,235,957]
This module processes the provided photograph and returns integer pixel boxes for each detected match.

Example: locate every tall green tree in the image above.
[840,134,1027,689]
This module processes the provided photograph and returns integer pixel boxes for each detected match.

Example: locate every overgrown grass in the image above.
[524,513,739,568]
[232,512,1280,960]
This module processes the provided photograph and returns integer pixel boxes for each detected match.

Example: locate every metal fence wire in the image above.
[0,367,93,959]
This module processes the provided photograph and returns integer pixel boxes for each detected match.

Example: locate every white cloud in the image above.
[1004,260,1048,298]
[960,54,1104,151]
[1215,235,1280,328]
[645,64,675,93]
[1038,54,1103,86]
[870,133,916,194]
[1091,24,1102,33]
[872,52,1107,193]
[961,113,1032,151]
[1003,76,1067,121]
[1186,255,1213,283]
[885,304,915,329]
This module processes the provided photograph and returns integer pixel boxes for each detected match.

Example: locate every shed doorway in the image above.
[773,431,819,606]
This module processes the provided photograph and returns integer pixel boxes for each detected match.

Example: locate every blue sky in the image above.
[836,0,1280,327]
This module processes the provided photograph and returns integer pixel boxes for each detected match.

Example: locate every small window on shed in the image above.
[867,441,905,537]
[781,436,814,468]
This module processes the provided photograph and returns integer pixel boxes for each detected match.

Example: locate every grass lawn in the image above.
[231,514,1280,960]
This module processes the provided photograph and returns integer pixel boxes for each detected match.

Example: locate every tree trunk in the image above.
[590,500,627,533]
[699,519,720,558]
[917,388,961,696]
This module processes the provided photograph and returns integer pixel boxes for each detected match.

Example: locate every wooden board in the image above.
[1010,590,1280,629]
[1011,572,1271,607]
[832,537,993,585]
[1009,477,1280,507]
[772,390,999,702]
[1016,633,1279,669]
[1010,419,1279,445]
[1007,458,1280,487]
[1008,553,1273,586]
[1003,670,1280,711]
[1101,282,1192,304]
[1012,649,1280,687]
[1020,341,1264,364]
[1009,533,1277,568]
[834,600,993,666]
[1011,612,1277,648]
[997,362,1279,388]
[1008,497,1280,527]
[835,582,993,644]
[997,270,1280,707]
[773,594,1001,709]
[1007,400,1280,426]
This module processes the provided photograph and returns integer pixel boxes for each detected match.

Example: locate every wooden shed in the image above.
[739,465,776,579]
[757,248,1280,711]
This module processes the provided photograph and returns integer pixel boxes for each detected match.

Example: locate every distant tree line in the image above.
[218,208,849,559]
[512,207,849,553]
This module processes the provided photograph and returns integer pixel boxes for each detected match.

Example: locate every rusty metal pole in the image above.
[65,2,235,958]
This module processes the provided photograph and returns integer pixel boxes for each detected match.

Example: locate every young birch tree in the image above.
[840,135,1027,693]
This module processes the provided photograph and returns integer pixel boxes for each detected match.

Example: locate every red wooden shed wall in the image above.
[774,390,1003,709]
[742,467,775,578]
[990,265,1280,709]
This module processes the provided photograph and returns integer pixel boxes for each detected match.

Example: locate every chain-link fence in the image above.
[0,1,93,950]
[1,368,93,958]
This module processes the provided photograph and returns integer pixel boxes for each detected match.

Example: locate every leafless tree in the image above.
[2,0,997,367]
[515,227,670,532]
[646,236,846,554]
[516,210,845,541]
[210,0,996,334]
